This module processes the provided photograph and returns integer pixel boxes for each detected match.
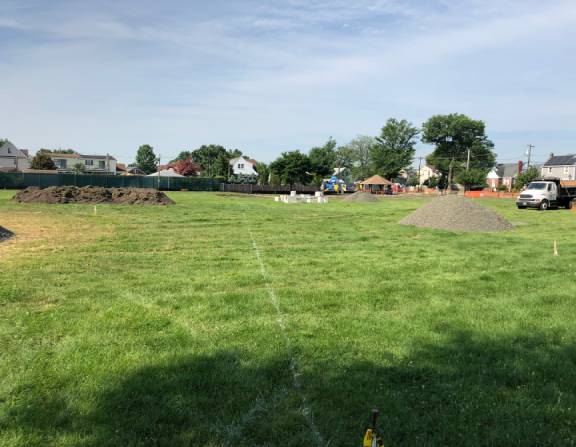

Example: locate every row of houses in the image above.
[1,140,261,177]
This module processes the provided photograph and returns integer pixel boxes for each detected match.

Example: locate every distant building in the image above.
[0,140,30,171]
[229,157,258,176]
[487,162,523,191]
[416,165,437,185]
[541,154,576,180]
[47,153,117,174]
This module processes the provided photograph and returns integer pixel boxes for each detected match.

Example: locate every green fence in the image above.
[0,172,221,191]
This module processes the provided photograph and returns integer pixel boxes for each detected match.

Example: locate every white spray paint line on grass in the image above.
[249,228,325,447]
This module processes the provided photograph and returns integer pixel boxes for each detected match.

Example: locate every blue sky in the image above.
[1,0,575,165]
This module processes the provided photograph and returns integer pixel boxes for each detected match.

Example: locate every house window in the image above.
[85,159,94,166]
[99,160,105,169]
[564,167,570,174]
[56,159,67,169]
[548,167,552,173]
[7,147,11,153]
[238,163,244,169]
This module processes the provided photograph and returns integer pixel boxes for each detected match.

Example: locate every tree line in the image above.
[25,113,499,188]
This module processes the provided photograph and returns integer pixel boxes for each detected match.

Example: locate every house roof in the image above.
[116,163,126,171]
[147,168,185,177]
[544,154,576,166]
[359,175,392,185]
[47,153,80,158]
[496,163,520,178]
[81,154,117,160]
[248,158,258,165]
[46,153,117,161]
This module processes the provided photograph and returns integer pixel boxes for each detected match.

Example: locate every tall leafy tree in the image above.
[308,138,337,178]
[254,162,269,185]
[30,152,57,170]
[135,144,158,174]
[345,135,375,179]
[371,118,419,179]
[171,151,192,163]
[422,113,495,183]
[269,151,312,187]
[515,166,540,189]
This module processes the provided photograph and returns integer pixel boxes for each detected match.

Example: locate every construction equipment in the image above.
[321,175,348,194]
[363,409,384,447]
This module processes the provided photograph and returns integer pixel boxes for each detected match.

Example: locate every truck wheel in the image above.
[517,206,526,209]
[539,200,549,211]
[567,201,574,210]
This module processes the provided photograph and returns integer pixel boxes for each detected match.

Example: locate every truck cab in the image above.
[516,178,574,210]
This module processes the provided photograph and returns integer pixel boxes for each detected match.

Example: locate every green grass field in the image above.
[1,191,576,446]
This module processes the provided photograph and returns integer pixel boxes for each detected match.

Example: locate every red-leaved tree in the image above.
[169,157,201,176]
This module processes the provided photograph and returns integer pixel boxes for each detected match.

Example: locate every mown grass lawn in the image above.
[1,190,576,446]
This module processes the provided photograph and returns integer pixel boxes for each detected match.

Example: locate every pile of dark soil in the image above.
[400,195,513,232]
[343,191,379,203]
[0,226,14,243]
[13,186,174,205]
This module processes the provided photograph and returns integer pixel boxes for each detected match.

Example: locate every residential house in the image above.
[229,157,258,176]
[487,162,523,191]
[416,165,437,185]
[541,154,576,180]
[48,153,117,174]
[0,140,30,171]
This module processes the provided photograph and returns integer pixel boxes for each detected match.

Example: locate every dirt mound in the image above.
[13,186,174,205]
[343,191,380,203]
[0,226,14,242]
[400,195,513,232]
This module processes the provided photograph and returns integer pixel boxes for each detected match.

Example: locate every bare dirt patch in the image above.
[13,186,174,205]
[400,194,514,232]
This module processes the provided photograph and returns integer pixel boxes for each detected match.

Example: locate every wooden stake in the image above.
[553,240,558,256]
[93,205,97,215]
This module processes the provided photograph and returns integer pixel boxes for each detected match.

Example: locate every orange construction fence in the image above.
[464,191,517,199]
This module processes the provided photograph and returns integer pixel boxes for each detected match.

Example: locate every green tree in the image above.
[371,118,419,179]
[254,162,269,185]
[171,151,192,163]
[191,145,227,177]
[422,114,495,184]
[72,162,85,173]
[269,151,312,187]
[269,172,281,187]
[515,166,540,190]
[30,152,57,170]
[308,138,336,178]
[455,168,488,190]
[135,144,158,174]
[345,135,375,179]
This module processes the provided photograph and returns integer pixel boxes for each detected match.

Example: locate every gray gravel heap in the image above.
[343,191,379,202]
[400,195,514,232]
[0,226,14,243]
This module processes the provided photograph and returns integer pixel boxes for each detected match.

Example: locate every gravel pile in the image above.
[13,186,175,205]
[0,226,14,243]
[400,195,514,232]
[343,191,380,203]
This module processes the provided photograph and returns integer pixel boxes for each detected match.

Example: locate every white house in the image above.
[541,154,576,180]
[416,165,437,185]
[0,141,30,171]
[229,157,258,176]
[48,153,117,174]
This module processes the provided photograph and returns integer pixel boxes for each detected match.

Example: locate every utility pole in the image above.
[466,148,471,172]
[157,154,161,190]
[526,144,534,169]
[417,156,423,191]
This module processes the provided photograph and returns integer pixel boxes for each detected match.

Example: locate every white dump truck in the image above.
[516,178,576,210]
